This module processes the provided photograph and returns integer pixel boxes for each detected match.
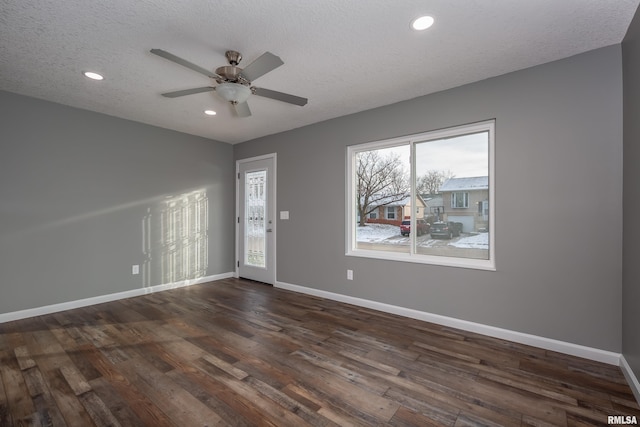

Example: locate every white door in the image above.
[237,155,275,284]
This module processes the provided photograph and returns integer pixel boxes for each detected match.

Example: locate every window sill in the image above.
[346,248,496,271]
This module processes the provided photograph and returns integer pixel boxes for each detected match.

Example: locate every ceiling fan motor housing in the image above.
[214,65,246,84]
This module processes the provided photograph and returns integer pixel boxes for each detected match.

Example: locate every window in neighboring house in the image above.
[368,211,377,219]
[347,120,495,270]
[482,200,489,220]
[386,206,396,220]
[451,192,469,208]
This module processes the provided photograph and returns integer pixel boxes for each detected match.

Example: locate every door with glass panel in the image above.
[237,155,275,284]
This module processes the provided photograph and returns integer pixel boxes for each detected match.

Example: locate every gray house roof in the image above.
[423,195,444,208]
[439,176,488,192]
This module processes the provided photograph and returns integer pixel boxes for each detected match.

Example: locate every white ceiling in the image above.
[1,1,638,144]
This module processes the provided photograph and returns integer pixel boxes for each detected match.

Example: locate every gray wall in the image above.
[235,45,623,352]
[623,7,640,382]
[0,90,235,314]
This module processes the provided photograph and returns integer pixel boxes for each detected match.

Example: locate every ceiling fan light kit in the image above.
[215,83,251,103]
[151,48,307,117]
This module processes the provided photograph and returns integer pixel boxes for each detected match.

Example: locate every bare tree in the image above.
[416,169,455,195]
[356,150,408,226]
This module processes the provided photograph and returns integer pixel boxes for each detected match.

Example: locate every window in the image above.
[347,120,495,270]
[451,192,469,208]
[386,206,396,220]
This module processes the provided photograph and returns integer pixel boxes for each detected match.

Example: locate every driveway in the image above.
[356,229,489,260]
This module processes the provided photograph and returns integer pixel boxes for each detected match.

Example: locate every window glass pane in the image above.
[415,131,489,260]
[355,145,410,254]
[245,170,266,267]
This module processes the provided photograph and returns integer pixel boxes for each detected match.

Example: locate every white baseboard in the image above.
[621,355,640,405]
[0,272,234,324]
[275,281,622,366]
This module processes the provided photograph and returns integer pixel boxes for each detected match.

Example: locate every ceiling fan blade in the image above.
[233,101,252,117]
[240,52,284,82]
[150,49,219,79]
[252,87,308,106]
[161,87,214,98]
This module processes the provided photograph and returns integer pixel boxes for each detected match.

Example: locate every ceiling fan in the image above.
[150,48,308,117]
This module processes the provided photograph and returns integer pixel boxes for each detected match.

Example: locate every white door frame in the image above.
[235,153,277,284]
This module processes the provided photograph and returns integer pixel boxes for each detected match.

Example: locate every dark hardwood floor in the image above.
[0,278,638,426]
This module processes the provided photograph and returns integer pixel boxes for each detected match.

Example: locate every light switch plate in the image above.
[280,211,289,220]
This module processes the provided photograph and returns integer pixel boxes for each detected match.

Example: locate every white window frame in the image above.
[346,120,495,271]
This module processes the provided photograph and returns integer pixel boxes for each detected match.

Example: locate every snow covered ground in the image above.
[356,223,401,242]
[450,232,489,249]
[356,223,488,249]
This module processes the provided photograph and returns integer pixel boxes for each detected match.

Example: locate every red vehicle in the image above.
[400,219,430,236]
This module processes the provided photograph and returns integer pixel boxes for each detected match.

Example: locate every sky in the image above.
[376,131,489,179]
[415,132,489,178]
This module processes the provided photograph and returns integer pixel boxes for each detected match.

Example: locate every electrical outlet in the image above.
[347,269,353,280]
[132,265,139,275]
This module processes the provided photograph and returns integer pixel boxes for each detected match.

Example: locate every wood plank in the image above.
[383,386,459,425]
[287,361,400,424]
[117,357,226,426]
[22,367,48,398]
[384,371,521,427]
[390,404,453,427]
[0,350,38,426]
[89,376,149,427]
[14,345,37,371]
[337,349,401,375]
[165,368,251,427]
[30,393,65,427]
[78,391,123,427]
[60,365,92,396]
[201,354,249,380]
[192,357,315,427]
[244,376,342,427]
[81,345,176,427]
[0,360,10,427]
[291,347,390,396]
[19,364,67,426]
[22,330,95,427]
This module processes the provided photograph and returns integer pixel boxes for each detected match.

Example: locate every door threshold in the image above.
[238,277,274,287]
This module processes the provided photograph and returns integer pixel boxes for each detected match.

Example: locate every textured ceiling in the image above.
[1,0,638,144]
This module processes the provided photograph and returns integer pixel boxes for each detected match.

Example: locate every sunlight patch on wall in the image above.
[142,189,208,286]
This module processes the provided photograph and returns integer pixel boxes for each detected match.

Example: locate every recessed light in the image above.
[412,15,434,31]
[204,110,217,116]
[83,71,104,80]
